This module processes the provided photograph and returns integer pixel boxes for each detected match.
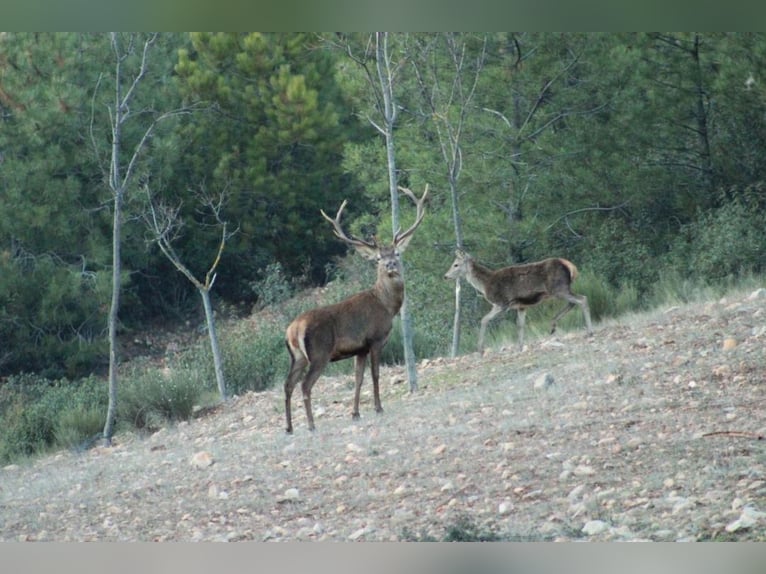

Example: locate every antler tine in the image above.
[320,200,377,249]
[394,184,429,244]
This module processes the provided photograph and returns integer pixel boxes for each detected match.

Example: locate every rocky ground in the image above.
[1,287,765,542]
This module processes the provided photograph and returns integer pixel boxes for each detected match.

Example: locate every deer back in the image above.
[288,287,396,363]
[490,258,576,305]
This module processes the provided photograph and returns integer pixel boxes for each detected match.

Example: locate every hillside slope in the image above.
[1,288,765,541]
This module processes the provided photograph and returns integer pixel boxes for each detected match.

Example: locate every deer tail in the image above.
[559,258,579,282]
[286,319,310,362]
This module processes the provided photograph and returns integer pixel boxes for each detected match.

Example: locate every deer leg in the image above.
[284,352,308,434]
[352,353,368,420]
[369,348,383,414]
[516,308,527,348]
[479,304,505,351]
[579,294,593,335]
[301,358,329,432]
[552,292,592,336]
[550,301,575,334]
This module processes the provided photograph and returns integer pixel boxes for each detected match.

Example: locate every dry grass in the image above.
[1,287,765,541]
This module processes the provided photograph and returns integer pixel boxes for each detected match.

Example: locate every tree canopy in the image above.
[1,32,765,379]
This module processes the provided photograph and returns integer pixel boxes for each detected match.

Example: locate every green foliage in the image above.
[54,404,104,450]
[219,323,287,395]
[251,262,296,309]
[173,32,359,298]
[2,31,766,388]
[443,515,502,542]
[0,253,114,378]
[117,365,206,430]
[0,366,208,464]
[669,192,766,281]
[400,514,503,542]
[0,374,106,464]
[584,217,659,296]
[380,270,454,364]
[0,33,188,378]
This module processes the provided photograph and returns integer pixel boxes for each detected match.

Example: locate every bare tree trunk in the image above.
[450,279,462,356]
[103,184,122,445]
[102,32,129,446]
[201,287,226,399]
[99,33,191,445]
[376,32,418,392]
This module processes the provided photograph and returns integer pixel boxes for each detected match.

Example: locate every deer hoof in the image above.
[351,412,361,420]
[375,406,384,414]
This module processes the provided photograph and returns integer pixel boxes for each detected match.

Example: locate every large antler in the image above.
[394,184,429,247]
[320,200,378,250]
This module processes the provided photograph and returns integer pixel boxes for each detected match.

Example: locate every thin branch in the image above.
[119,33,158,116]
[120,108,193,191]
[89,72,108,182]
[544,202,631,234]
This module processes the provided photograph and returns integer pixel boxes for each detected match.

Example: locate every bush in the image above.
[55,404,104,450]
[672,195,766,281]
[118,366,205,430]
[400,514,502,542]
[251,262,295,310]
[220,323,287,395]
[0,374,107,463]
[585,217,659,297]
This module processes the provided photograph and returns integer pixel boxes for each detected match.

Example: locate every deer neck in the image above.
[465,259,492,297]
[373,273,405,315]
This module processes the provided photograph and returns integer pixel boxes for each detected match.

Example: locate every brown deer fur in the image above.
[283,186,428,433]
[444,250,592,351]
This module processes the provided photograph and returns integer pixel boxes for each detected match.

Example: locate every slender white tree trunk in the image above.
[201,288,226,399]
[376,32,418,392]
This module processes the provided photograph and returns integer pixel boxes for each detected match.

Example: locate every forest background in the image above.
[1,32,765,461]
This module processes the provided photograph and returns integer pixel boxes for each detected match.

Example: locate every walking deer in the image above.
[283,185,429,433]
[444,250,592,351]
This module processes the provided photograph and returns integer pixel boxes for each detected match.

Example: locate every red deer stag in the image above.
[444,250,592,351]
[283,185,429,433]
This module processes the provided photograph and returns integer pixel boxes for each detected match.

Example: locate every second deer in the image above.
[444,249,592,351]
[283,185,429,433]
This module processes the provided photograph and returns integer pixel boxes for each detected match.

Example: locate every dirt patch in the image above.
[1,289,765,541]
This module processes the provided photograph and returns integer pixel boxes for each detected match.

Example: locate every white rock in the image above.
[748,288,766,300]
[573,465,596,476]
[285,487,300,499]
[567,485,586,501]
[534,373,555,389]
[726,506,766,533]
[190,451,214,469]
[582,520,609,535]
[348,527,368,541]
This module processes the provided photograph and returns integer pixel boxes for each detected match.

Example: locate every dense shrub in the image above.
[218,322,287,395]
[250,262,296,310]
[0,374,106,463]
[584,217,659,297]
[670,194,766,281]
[0,256,112,380]
[118,365,206,430]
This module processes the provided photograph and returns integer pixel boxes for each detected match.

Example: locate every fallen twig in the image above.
[702,431,765,440]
